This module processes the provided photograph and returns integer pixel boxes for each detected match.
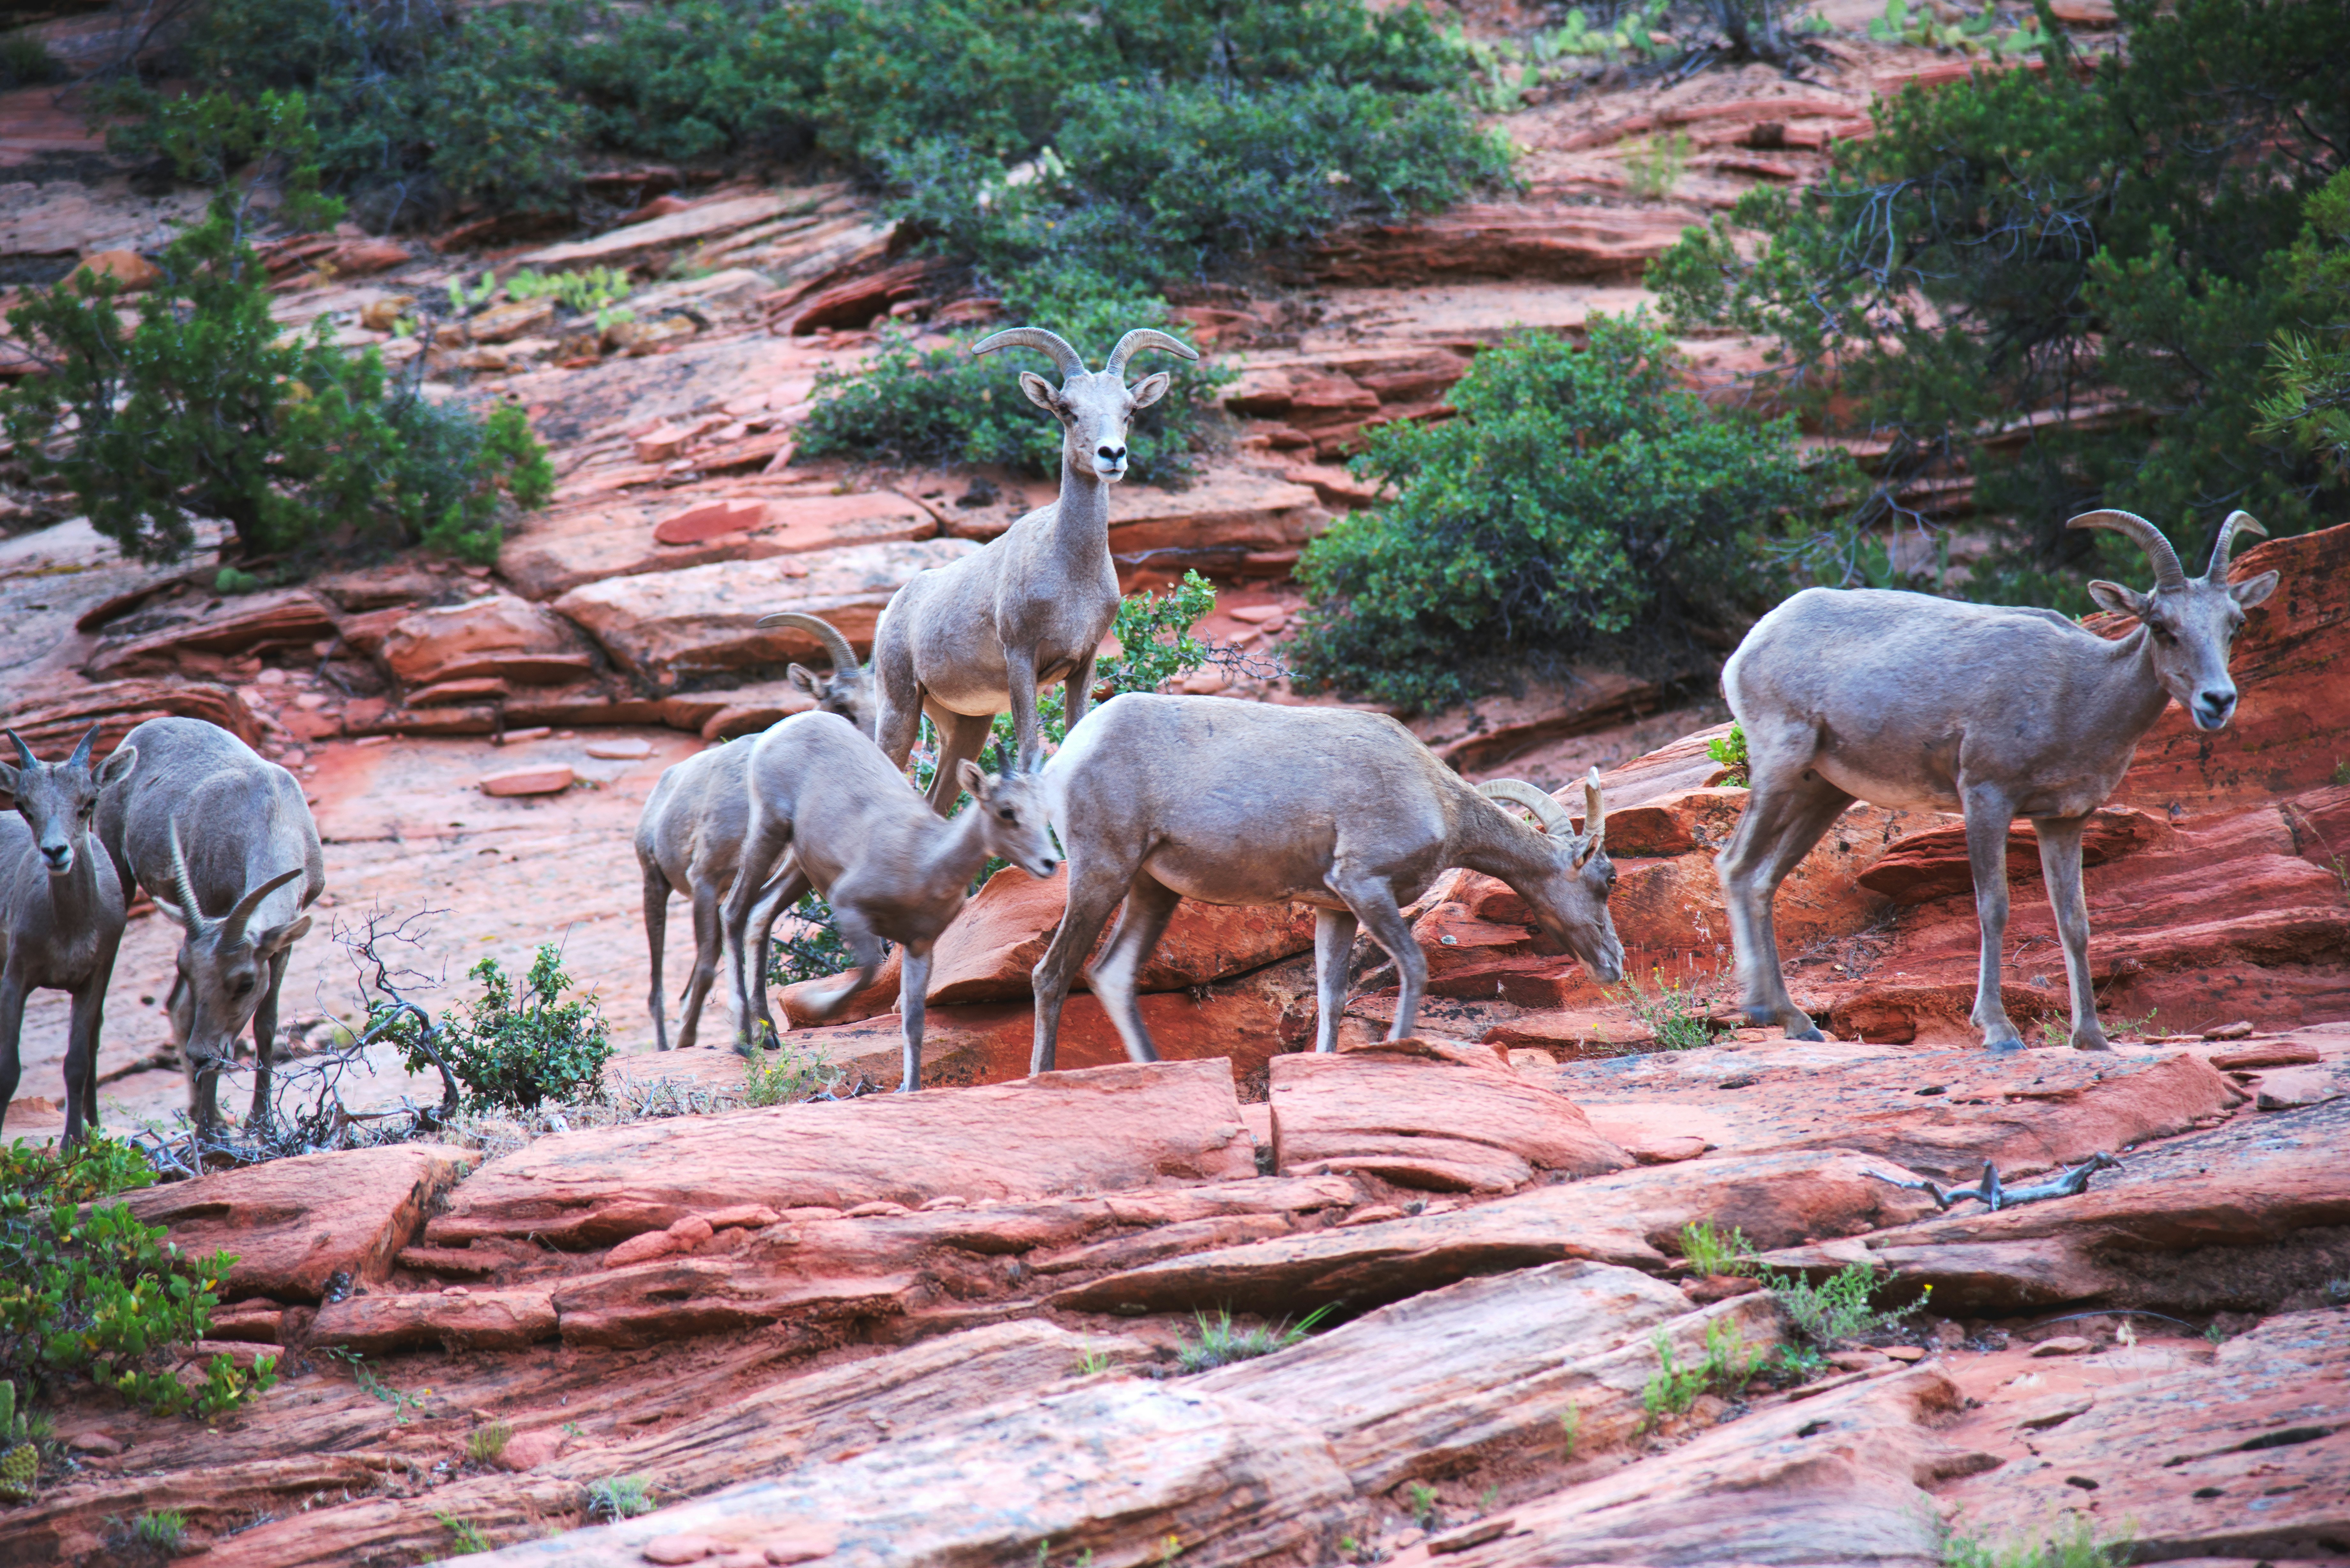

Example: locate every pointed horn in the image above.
[757,611,857,674]
[165,819,205,932]
[1104,328,1200,379]
[5,729,35,769]
[2207,510,2267,579]
[1477,778,1572,835]
[2066,509,2187,590]
[1581,766,1606,866]
[970,327,1086,379]
[222,866,305,947]
[66,722,99,770]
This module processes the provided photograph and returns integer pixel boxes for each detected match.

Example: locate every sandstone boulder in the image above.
[86,589,337,677]
[379,593,600,689]
[501,489,939,600]
[1304,203,1705,284]
[0,677,260,754]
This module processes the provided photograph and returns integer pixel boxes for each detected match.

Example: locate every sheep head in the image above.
[973,326,1199,483]
[2072,509,2279,732]
[1476,771,1625,984]
[0,724,134,879]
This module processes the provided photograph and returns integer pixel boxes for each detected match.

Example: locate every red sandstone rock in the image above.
[380,594,600,688]
[0,677,261,754]
[87,589,338,676]
[125,1144,477,1302]
[479,764,574,796]
[1854,805,2166,904]
[1270,1036,1630,1191]
[1304,203,1706,284]
[309,1284,558,1353]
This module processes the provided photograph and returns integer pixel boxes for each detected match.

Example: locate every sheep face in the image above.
[787,662,881,738]
[956,761,1061,881]
[1019,367,1172,483]
[2086,569,2278,733]
[155,863,310,1074]
[0,727,133,879]
[1522,841,1626,986]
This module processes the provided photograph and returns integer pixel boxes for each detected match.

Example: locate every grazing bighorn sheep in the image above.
[718,710,1059,1087]
[96,717,323,1132]
[1715,509,2279,1053]
[870,325,1198,804]
[1032,695,1625,1072]
[0,726,136,1141]
[636,613,878,1051]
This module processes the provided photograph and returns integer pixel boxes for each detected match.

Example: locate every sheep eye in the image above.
[998,808,1015,821]
[231,975,256,996]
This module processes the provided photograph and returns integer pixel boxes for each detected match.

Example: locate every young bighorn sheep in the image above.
[1032,695,1625,1072]
[97,717,323,1132]
[636,612,878,1051]
[1716,509,2280,1053]
[0,726,136,1141]
[718,710,1059,1087]
[870,325,1198,804]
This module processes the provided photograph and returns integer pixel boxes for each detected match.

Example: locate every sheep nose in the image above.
[2197,688,2237,723]
[41,844,72,872]
[1096,444,1126,464]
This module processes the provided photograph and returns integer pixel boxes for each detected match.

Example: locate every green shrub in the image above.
[1943,1516,2125,1568]
[1764,1260,1926,1349]
[1642,1317,1758,1422]
[126,1510,189,1553]
[0,30,60,89]
[2255,168,2350,482]
[1174,1306,1331,1373]
[1654,0,2349,602]
[0,92,551,568]
[584,1474,655,1520]
[1679,1220,1757,1278]
[0,1138,274,1421]
[385,946,613,1113]
[1288,317,1824,711]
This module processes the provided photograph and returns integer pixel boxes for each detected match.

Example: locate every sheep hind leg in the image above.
[1714,762,1853,1041]
[1310,908,1359,1053]
[1032,854,1141,1074]
[1086,872,1181,1065]
[642,856,673,1051]
[2032,814,2110,1052]
[1332,875,1424,1042]
[675,881,726,1052]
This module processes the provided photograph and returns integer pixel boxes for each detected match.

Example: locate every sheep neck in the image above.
[2091,624,2179,745]
[1452,802,1568,892]
[1048,449,1116,576]
[915,801,993,893]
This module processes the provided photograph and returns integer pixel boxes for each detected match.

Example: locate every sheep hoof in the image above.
[1786,1024,1826,1042]
[1982,1036,2027,1055]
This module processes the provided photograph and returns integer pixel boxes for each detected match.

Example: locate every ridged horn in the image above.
[1580,766,1606,867]
[757,611,858,674]
[970,327,1086,378]
[66,722,99,770]
[2066,509,2187,590]
[1477,778,1571,835]
[2207,510,2267,579]
[1104,328,1200,379]
[222,866,305,948]
[164,818,205,932]
[5,730,34,769]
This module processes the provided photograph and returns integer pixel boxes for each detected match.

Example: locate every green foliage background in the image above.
[385,946,614,1113]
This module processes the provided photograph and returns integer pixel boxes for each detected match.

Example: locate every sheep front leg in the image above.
[2034,813,2111,1052]
[720,802,796,1057]
[642,855,673,1051]
[898,944,932,1092]
[1311,908,1359,1053]
[0,971,25,1138]
[1061,650,1100,742]
[1002,644,1047,775]
[64,972,106,1143]
[1713,746,1850,1041]
[1962,786,2025,1052]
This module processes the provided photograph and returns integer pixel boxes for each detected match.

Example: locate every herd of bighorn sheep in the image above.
[0,315,2286,1138]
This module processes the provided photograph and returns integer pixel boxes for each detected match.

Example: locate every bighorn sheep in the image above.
[0,726,136,1141]
[1715,509,2279,1053]
[718,710,1059,1087]
[871,325,1198,805]
[636,613,877,1051]
[1032,695,1625,1072]
[97,717,323,1131]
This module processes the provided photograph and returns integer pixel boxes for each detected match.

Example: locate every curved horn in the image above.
[2207,510,2267,579]
[5,729,34,769]
[222,866,305,948]
[164,818,205,932]
[970,327,1086,379]
[66,721,100,770]
[1104,328,1200,379]
[2066,509,2187,590]
[1477,779,1571,835]
[1580,766,1606,867]
[757,611,858,674]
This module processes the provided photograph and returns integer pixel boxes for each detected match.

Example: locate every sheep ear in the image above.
[253,914,312,960]
[2085,579,2146,619]
[956,758,988,796]
[1018,372,1061,415]
[99,744,138,786]
[786,663,819,696]
[1127,371,1171,410]
[0,762,16,808]
[2229,569,2278,609]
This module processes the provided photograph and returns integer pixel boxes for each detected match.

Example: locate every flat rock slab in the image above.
[1936,1311,2350,1563]
[1538,1041,2236,1184]
[1271,1037,1631,1191]
[502,488,939,599]
[463,1379,1358,1568]
[479,763,574,796]
[1406,1369,1988,1568]
[124,1143,478,1302]
[1051,1148,1938,1316]
[428,1058,1254,1249]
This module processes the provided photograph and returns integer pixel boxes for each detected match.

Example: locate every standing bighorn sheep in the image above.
[636,613,877,1051]
[97,717,323,1132]
[0,726,136,1141]
[1033,695,1624,1072]
[871,326,1198,805]
[718,710,1058,1087]
[1716,509,2279,1053]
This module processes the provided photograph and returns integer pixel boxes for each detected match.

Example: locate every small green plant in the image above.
[1076,1343,1112,1376]
[2204,1322,2228,1345]
[437,1512,494,1555]
[1706,724,1750,787]
[741,1044,844,1107]
[1643,1317,1758,1422]
[1614,969,1727,1051]
[1558,1403,1581,1459]
[1868,0,2048,56]
[1765,1260,1926,1348]
[1,31,62,89]
[1406,1481,1440,1527]
[1679,1220,1757,1278]
[1624,130,1691,200]
[446,271,500,312]
[214,565,266,595]
[1174,1306,1332,1373]
[2333,759,2350,787]
[383,944,612,1114]
[0,1380,44,1502]
[1941,1513,2125,1568]
[584,1474,654,1521]
[326,1348,431,1424]
[465,1422,512,1465]
[130,1510,189,1553]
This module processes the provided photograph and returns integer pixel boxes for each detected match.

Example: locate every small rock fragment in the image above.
[1882,1345,1925,1362]
[1337,1204,1407,1228]
[760,1529,838,1564]
[65,1431,122,1457]
[2030,1335,2094,1357]
[2202,1021,2255,1040]
[479,764,574,797]
[586,738,656,760]
[606,1230,679,1267]
[642,1534,729,1564]
[496,1428,565,1472]
[844,1201,911,1218]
